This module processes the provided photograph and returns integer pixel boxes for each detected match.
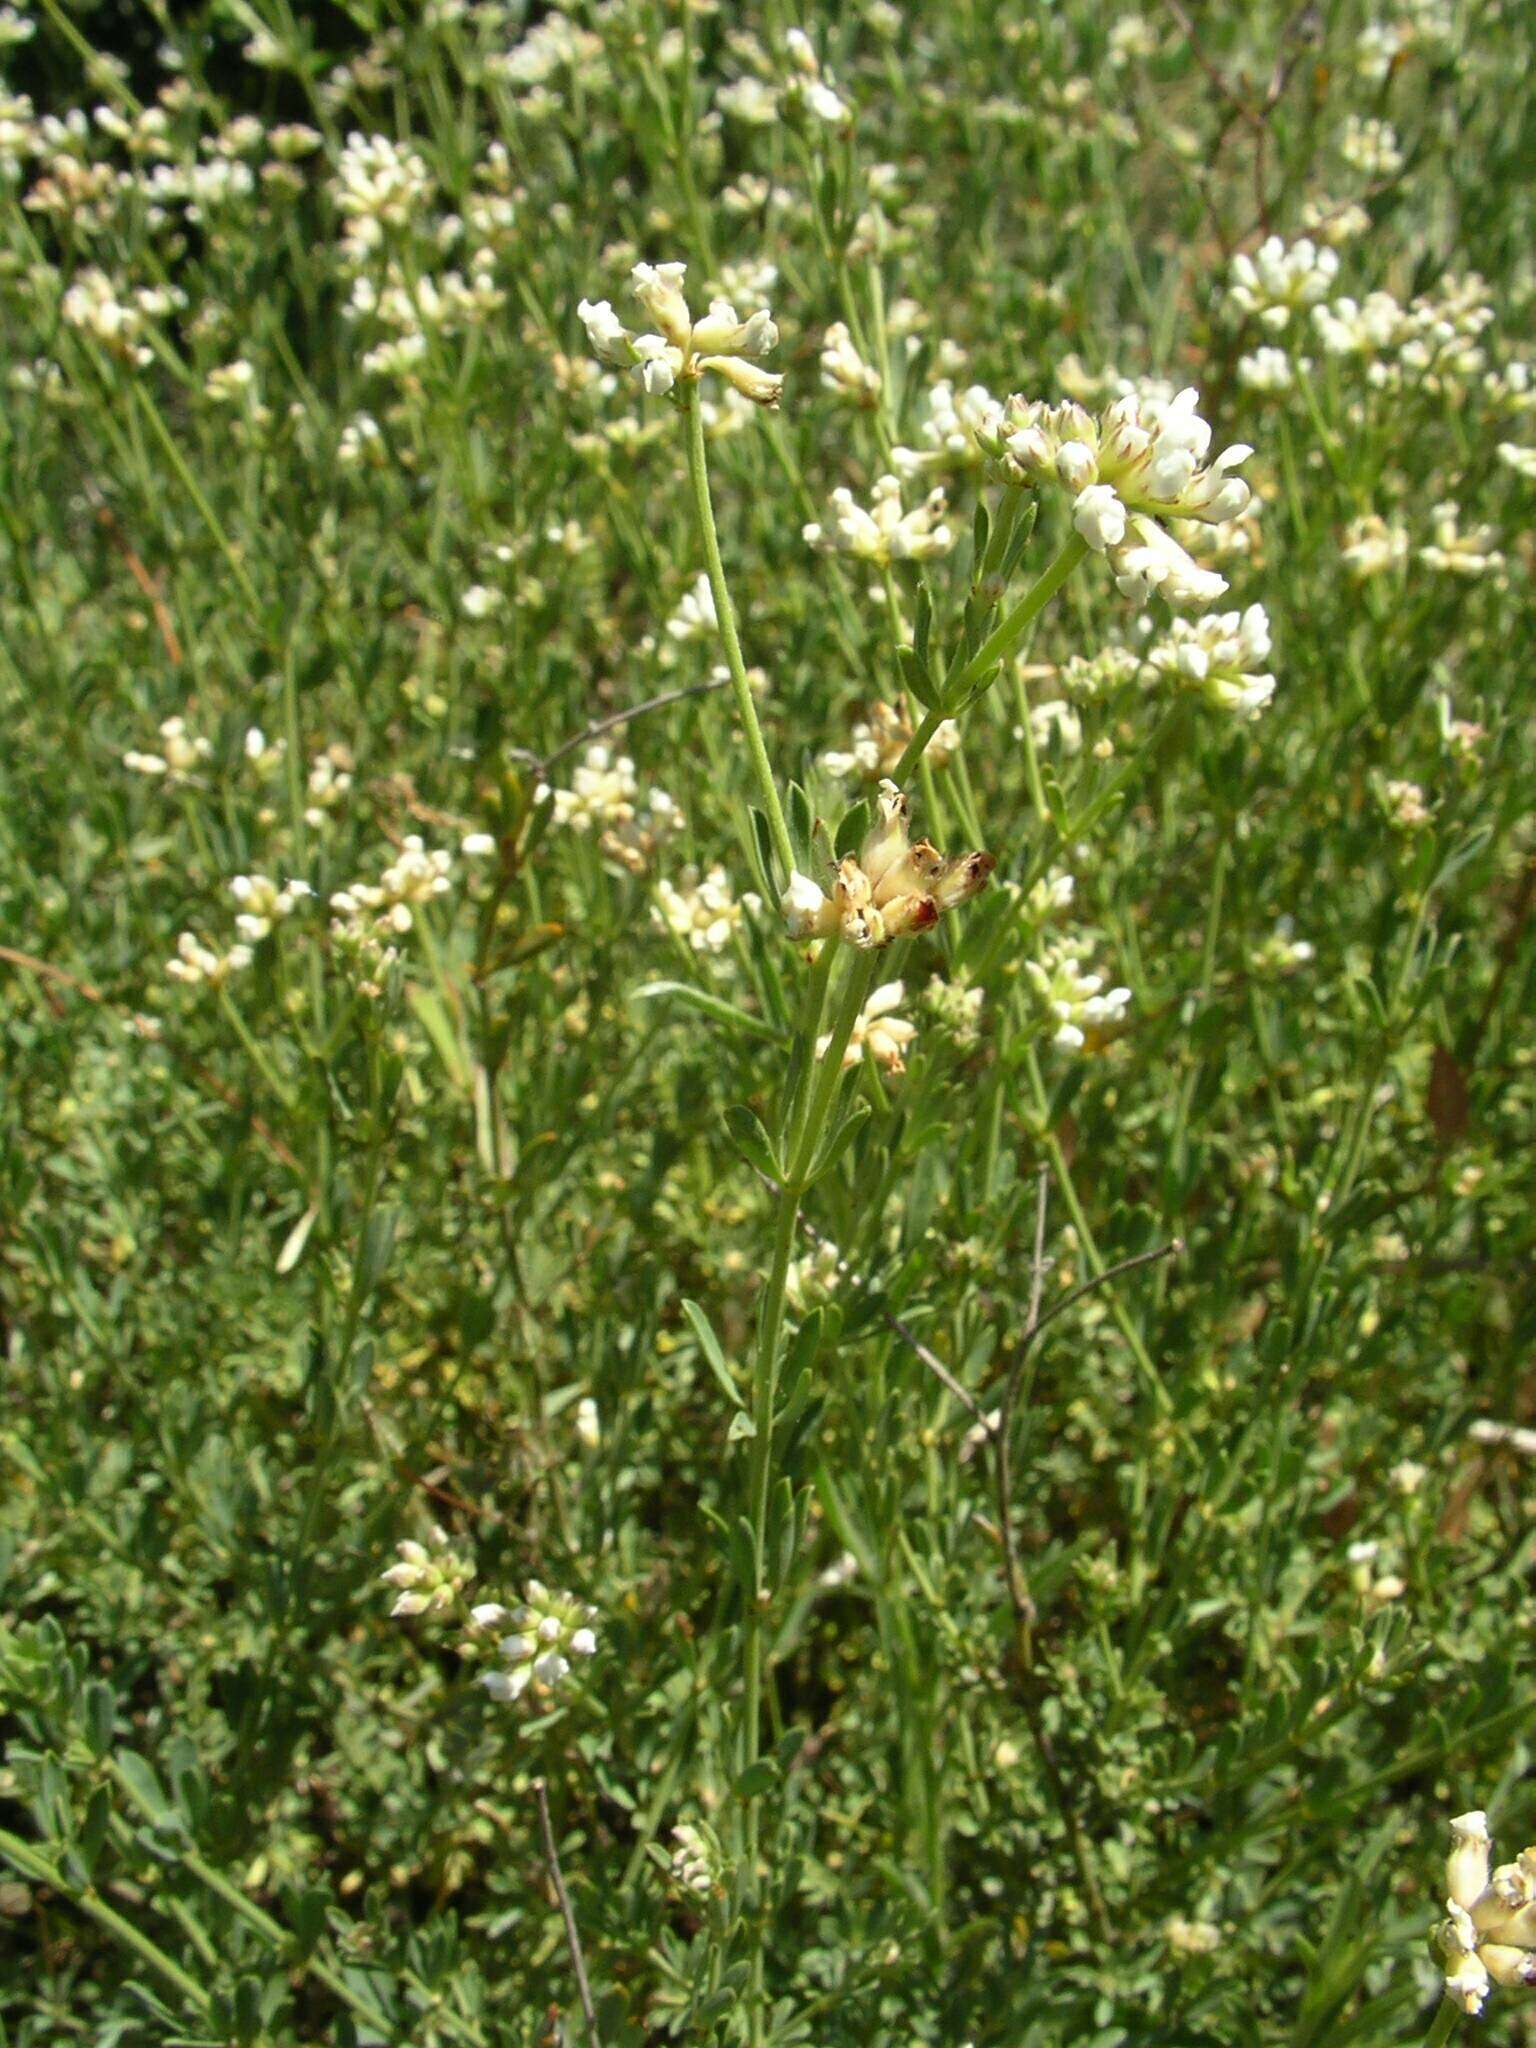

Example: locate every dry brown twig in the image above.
[533,1779,601,2048]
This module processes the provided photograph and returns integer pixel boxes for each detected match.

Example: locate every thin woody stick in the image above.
[533,1779,601,2047]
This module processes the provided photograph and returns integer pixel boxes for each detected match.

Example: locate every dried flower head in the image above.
[781,781,995,949]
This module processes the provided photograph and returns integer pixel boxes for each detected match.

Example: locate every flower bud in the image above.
[630,261,692,346]
[1448,1810,1492,1910]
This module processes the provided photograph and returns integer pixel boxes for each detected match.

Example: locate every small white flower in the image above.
[804,473,955,564]
[1237,347,1300,393]
[782,869,830,939]
[481,1581,597,1706]
[1027,933,1130,1050]
[1341,513,1408,579]
[1226,236,1339,330]
[820,979,917,1074]
[818,321,881,404]
[379,1526,473,1619]
[1072,482,1127,551]
[1144,604,1277,719]
[1419,500,1504,578]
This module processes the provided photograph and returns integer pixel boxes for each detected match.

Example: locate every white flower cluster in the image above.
[489,14,604,96]
[1026,868,1077,920]
[1057,645,1142,701]
[1315,275,1495,394]
[784,1237,845,1316]
[1237,346,1302,394]
[1345,1537,1406,1605]
[819,321,882,404]
[997,388,1252,607]
[165,932,253,990]
[893,380,1003,479]
[653,865,759,955]
[1225,236,1340,329]
[1419,501,1505,578]
[1436,694,1486,765]
[61,268,182,365]
[1357,0,1454,80]
[542,746,637,831]
[124,716,211,782]
[1300,197,1373,247]
[1340,114,1403,178]
[244,726,285,776]
[305,746,354,828]
[540,743,685,873]
[578,261,783,406]
[1165,1915,1222,1956]
[1026,934,1131,1050]
[820,699,959,783]
[332,835,452,939]
[380,1527,474,1618]
[230,873,312,941]
[781,27,853,124]
[820,979,917,1074]
[348,259,506,380]
[1144,603,1277,719]
[803,473,955,564]
[782,781,994,950]
[1310,291,1406,359]
[478,1580,597,1705]
[664,574,717,645]
[924,971,985,1046]
[1436,1810,1536,2015]
[1251,921,1315,975]
[669,1821,724,1899]
[1381,778,1431,830]
[719,27,852,127]
[338,413,385,467]
[1341,513,1408,579]
[331,131,434,258]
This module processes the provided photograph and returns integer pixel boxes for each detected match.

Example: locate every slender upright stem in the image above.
[680,387,796,886]
[1024,1048,1172,1417]
[1421,1998,1461,2048]
[949,532,1090,697]
[133,384,266,627]
[737,950,875,2045]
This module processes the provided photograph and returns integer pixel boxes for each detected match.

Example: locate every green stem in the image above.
[1025,1048,1172,1416]
[218,989,298,1116]
[680,386,796,886]
[949,532,1090,697]
[133,384,266,628]
[737,951,876,2045]
[1421,1997,1461,2048]
[0,1828,210,2015]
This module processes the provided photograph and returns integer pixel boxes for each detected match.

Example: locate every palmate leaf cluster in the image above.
[1,0,1535,2042]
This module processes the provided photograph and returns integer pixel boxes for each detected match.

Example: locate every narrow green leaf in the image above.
[681,1299,741,1404]
[723,1103,781,1180]
[633,982,779,1043]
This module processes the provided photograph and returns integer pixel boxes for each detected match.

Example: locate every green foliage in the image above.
[2,0,1535,2043]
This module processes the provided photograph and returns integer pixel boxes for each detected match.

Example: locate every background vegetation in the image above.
[2,0,1534,2042]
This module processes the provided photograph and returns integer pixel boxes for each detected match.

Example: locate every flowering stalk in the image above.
[679,382,796,886]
